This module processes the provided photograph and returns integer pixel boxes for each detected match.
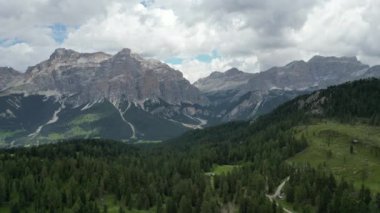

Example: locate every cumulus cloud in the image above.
[0,0,379,82]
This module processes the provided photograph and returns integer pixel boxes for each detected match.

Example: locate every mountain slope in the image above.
[267,78,380,122]
[192,56,379,122]
[245,56,370,91]
[175,78,380,145]
[1,50,379,145]
[0,94,192,147]
[1,79,379,212]
[171,79,380,211]
[0,48,212,145]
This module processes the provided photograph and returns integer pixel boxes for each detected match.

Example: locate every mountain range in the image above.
[0,48,379,147]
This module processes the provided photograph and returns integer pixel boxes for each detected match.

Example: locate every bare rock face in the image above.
[0,67,23,91]
[194,56,375,96]
[0,48,211,144]
[7,48,206,105]
[11,48,112,97]
[1,51,379,144]
[194,68,254,93]
[193,56,379,122]
[244,56,370,92]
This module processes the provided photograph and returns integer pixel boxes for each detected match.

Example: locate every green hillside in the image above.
[289,121,380,192]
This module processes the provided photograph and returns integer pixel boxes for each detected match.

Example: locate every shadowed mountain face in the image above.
[0,49,379,146]
[0,67,22,91]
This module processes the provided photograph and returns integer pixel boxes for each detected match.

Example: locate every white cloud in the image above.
[0,43,34,69]
[295,0,380,65]
[172,55,259,83]
[0,0,380,81]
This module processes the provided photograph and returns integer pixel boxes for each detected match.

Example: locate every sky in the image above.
[0,0,379,82]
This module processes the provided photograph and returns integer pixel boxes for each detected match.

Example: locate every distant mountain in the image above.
[0,67,22,91]
[244,56,371,91]
[194,68,254,93]
[192,56,380,122]
[175,78,380,145]
[0,49,379,147]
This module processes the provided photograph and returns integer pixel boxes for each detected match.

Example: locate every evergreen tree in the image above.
[200,200,212,213]
[178,196,192,213]
[165,197,176,213]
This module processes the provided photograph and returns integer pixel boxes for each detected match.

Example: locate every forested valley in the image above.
[1,79,380,213]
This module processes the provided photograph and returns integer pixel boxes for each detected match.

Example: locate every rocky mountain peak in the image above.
[49,48,79,60]
[205,68,244,80]
[0,67,23,90]
[25,48,111,75]
[48,48,111,63]
[0,67,21,75]
[308,55,361,64]
[225,68,243,76]
[285,60,307,68]
[5,48,205,105]
[207,71,222,78]
[114,48,132,58]
[194,68,254,93]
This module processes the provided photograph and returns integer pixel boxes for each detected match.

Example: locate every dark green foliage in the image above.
[259,78,380,127]
[0,79,379,212]
[284,166,379,212]
[321,78,380,120]
[0,123,299,212]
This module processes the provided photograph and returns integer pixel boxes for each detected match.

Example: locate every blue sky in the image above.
[0,38,24,47]
[165,50,220,65]
[165,57,183,65]
[49,23,68,44]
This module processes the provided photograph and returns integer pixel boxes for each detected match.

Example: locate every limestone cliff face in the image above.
[7,48,206,105]
[0,48,211,144]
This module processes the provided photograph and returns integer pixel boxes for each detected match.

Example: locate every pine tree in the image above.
[178,195,192,213]
[165,197,176,213]
[156,194,163,213]
[200,200,212,213]
[0,176,5,203]
[119,206,125,213]
[375,193,380,210]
